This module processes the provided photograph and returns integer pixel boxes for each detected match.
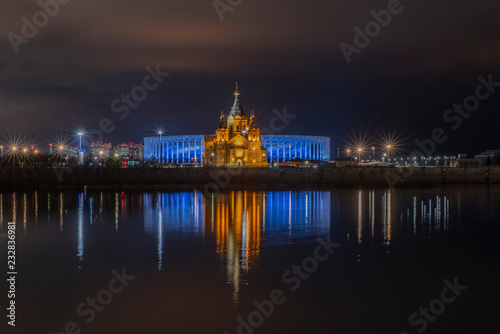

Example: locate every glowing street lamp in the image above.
[358,148,362,162]
[0,145,3,158]
[372,146,375,161]
[158,131,162,166]
[77,132,84,150]
[10,147,17,168]
[347,149,351,157]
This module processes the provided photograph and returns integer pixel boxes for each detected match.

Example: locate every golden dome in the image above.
[234,82,240,96]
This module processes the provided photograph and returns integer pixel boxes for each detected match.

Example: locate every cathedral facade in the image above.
[203,85,268,167]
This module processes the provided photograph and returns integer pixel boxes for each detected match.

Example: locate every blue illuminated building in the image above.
[144,134,330,164]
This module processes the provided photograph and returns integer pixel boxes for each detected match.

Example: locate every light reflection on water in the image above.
[0,187,495,305]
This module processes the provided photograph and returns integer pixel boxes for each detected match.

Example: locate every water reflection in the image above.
[3,187,496,306]
[143,191,205,272]
[59,192,64,232]
[77,192,84,264]
[203,191,331,304]
[205,191,264,304]
[353,190,452,249]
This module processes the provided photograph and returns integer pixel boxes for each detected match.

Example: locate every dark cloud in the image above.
[1,0,499,154]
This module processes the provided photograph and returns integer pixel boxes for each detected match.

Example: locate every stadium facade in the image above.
[144,134,330,164]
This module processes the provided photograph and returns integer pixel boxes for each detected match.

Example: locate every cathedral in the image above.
[203,84,268,167]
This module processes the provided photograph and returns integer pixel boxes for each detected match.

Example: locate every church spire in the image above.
[234,82,240,96]
[230,82,244,116]
[218,109,227,129]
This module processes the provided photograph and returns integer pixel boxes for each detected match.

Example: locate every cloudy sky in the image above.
[1,0,500,154]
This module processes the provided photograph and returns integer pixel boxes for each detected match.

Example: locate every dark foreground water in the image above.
[0,186,499,334]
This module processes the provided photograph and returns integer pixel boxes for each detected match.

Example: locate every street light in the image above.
[11,147,17,168]
[347,149,350,158]
[372,146,375,161]
[158,131,162,166]
[78,132,84,150]
[358,148,362,162]
[0,145,3,159]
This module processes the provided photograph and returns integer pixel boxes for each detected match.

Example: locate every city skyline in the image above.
[1,80,497,160]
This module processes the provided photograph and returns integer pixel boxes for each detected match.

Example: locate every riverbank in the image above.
[1,166,499,190]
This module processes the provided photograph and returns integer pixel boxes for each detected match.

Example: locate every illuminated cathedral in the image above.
[203,84,268,167]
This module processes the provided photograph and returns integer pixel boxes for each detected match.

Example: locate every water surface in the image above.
[1,187,499,334]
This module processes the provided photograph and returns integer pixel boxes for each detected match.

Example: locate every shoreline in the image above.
[1,166,499,191]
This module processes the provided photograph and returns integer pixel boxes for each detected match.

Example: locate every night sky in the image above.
[1,0,500,155]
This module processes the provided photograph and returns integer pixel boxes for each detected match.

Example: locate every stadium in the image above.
[144,135,330,164]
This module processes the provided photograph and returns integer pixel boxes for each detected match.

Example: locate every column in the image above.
[288,138,291,160]
[270,138,273,162]
[314,139,318,160]
[167,138,171,163]
[282,138,285,162]
[305,137,308,159]
[176,139,179,163]
[299,137,302,158]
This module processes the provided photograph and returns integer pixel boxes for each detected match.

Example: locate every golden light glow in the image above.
[375,129,406,159]
[343,129,370,158]
[205,191,263,304]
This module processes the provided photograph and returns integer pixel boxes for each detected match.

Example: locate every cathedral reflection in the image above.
[204,191,263,304]
[204,190,330,304]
